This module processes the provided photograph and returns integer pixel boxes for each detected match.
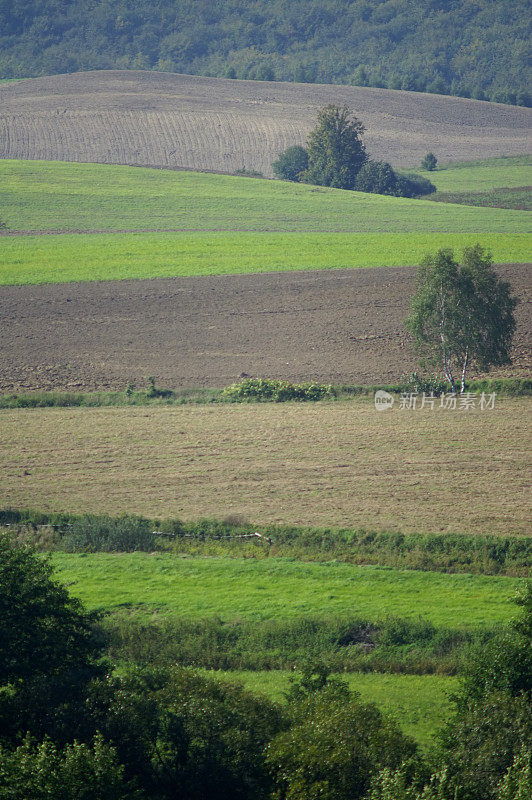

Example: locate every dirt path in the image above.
[0,265,530,391]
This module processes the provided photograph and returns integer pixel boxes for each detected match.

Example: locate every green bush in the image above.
[266,682,417,800]
[272,145,309,182]
[395,173,436,197]
[0,733,141,800]
[95,667,285,800]
[355,161,399,195]
[400,372,449,395]
[62,515,156,553]
[421,153,438,171]
[103,613,489,675]
[222,378,335,402]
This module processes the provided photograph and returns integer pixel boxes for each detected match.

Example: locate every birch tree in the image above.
[405,246,517,393]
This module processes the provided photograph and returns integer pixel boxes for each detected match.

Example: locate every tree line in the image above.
[0,0,530,106]
[0,533,530,799]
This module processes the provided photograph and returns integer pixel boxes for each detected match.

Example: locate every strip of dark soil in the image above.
[0,264,530,392]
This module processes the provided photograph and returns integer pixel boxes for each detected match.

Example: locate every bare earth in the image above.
[0,265,530,392]
[0,70,530,175]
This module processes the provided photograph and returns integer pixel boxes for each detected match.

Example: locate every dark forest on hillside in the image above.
[0,0,530,106]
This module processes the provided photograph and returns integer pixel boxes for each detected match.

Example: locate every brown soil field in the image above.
[1,400,530,536]
[0,70,530,175]
[0,264,530,392]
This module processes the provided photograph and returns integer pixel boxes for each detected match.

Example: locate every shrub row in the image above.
[2,509,530,575]
[103,612,498,675]
[1,377,529,409]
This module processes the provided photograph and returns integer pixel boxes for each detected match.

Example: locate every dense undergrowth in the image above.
[1,509,530,576]
[103,611,502,676]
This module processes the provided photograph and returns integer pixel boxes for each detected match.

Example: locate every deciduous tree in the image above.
[405,245,517,393]
[301,104,367,189]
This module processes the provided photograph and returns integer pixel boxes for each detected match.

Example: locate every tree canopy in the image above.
[302,104,367,190]
[272,145,309,182]
[0,534,106,743]
[0,1,530,106]
[405,245,518,393]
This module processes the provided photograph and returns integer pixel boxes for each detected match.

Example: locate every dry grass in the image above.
[0,70,530,175]
[1,399,530,536]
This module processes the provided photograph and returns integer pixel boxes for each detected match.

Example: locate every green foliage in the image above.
[354,162,435,198]
[233,168,264,177]
[93,667,285,800]
[0,377,530,410]
[422,154,438,171]
[272,145,309,182]
[405,245,518,392]
[436,585,532,799]
[0,733,140,800]
[0,2,529,106]
[61,514,157,553]
[266,680,416,800]
[222,377,335,402]
[440,692,532,800]
[355,161,399,195]
[496,748,532,800]
[457,582,532,704]
[395,173,436,198]
[302,105,367,189]
[100,611,496,676]
[0,535,105,743]
[367,766,452,800]
[400,372,449,396]
[3,507,531,574]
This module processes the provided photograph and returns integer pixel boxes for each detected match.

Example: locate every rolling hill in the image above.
[0,70,530,175]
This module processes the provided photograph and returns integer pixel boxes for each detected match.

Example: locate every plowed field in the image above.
[1,70,530,175]
[0,264,529,392]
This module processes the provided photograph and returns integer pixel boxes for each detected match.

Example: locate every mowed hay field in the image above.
[0,71,530,174]
[1,400,530,536]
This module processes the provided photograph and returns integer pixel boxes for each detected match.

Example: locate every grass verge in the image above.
[0,378,529,409]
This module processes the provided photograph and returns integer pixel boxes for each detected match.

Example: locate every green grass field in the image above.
[202,669,458,747]
[1,158,529,285]
[50,553,518,627]
[429,187,531,210]
[1,158,530,233]
[418,156,532,193]
[1,230,530,285]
